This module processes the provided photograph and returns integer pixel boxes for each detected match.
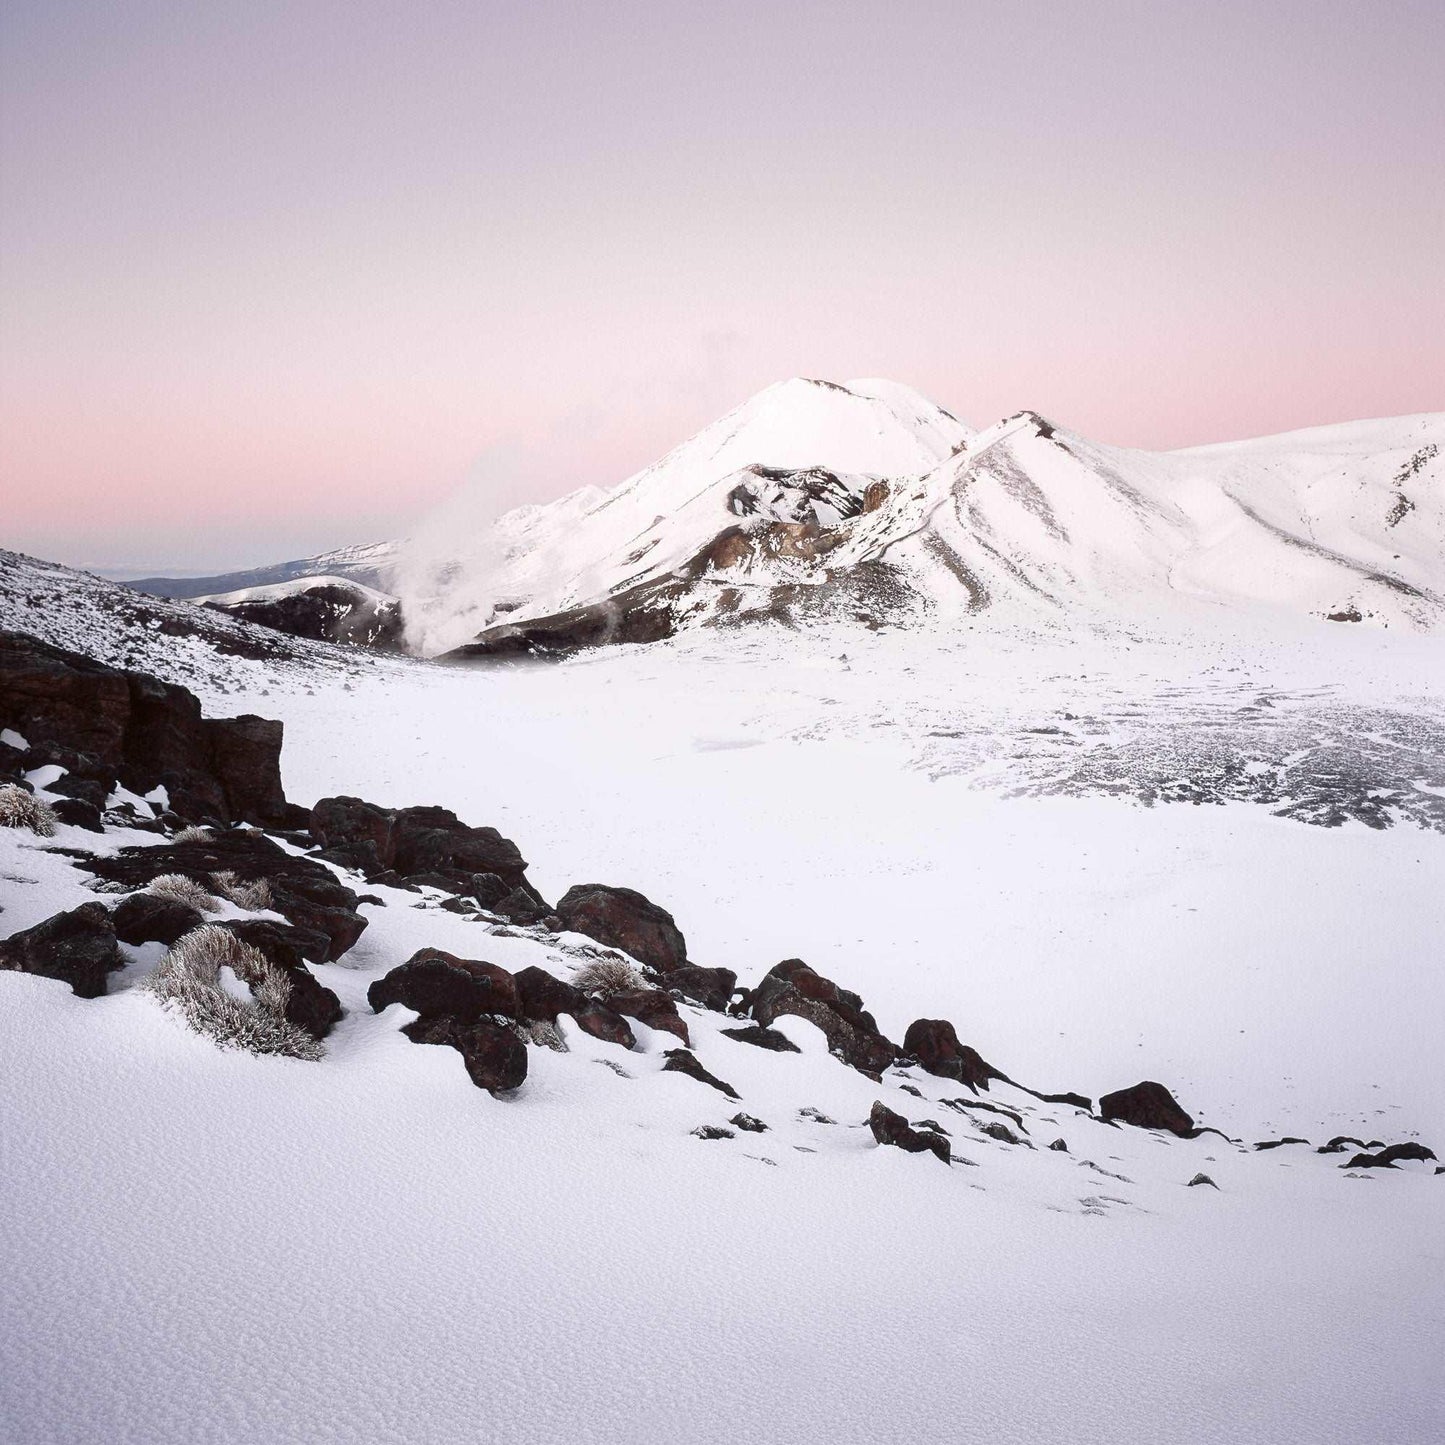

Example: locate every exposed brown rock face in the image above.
[902,1018,999,1091]
[1099,1081,1195,1136]
[607,987,690,1044]
[402,1015,527,1095]
[748,959,898,1079]
[368,948,520,1022]
[868,1101,951,1163]
[0,903,122,998]
[85,831,367,963]
[555,884,688,976]
[309,795,539,902]
[0,629,296,827]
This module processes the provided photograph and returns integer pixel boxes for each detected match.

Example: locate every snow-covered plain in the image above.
[3,569,1443,1442]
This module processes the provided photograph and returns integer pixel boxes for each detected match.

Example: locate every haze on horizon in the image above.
[2,0,1442,574]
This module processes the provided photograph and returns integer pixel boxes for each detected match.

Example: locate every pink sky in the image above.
[2,0,1442,572]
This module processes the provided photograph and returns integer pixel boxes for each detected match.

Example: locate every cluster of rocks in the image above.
[2,622,1437,1181]
[0,629,300,830]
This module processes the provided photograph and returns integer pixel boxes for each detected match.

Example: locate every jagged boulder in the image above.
[573,1001,637,1050]
[1341,1142,1437,1170]
[665,963,737,1013]
[720,1023,801,1053]
[308,795,539,905]
[0,629,297,827]
[1099,1081,1195,1136]
[0,902,121,998]
[749,959,898,1078]
[661,1048,739,1098]
[902,1018,998,1091]
[368,948,519,1022]
[513,965,586,1023]
[402,1015,527,1095]
[85,831,366,962]
[555,884,687,975]
[218,919,343,1040]
[111,890,206,946]
[868,1101,951,1163]
[608,987,689,1044]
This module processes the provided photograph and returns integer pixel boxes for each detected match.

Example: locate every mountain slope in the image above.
[441,400,1445,657]
[125,540,401,601]
[401,377,971,654]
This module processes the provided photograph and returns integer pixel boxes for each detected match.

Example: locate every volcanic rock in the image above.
[0,902,121,998]
[608,987,689,1044]
[868,1101,951,1163]
[368,948,519,1022]
[1341,1141,1437,1170]
[902,1017,998,1091]
[661,1048,739,1098]
[402,1015,527,1095]
[85,831,366,961]
[111,890,206,946]
[1098,1080,1195,1136]
[749,958,898,1078]
[555,884,688,975]
[719,1023,801,1053]
[0,629,295,826]
[573,1001,637,1050]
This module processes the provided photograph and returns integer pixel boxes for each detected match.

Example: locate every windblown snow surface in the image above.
[3,532,1444,1443]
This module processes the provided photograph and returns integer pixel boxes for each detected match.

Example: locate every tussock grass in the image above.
[144,924,322,1060]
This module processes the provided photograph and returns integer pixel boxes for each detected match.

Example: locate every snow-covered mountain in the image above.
[391,383,1445,658]
[125,540,401,601]
[193,575,407,651]
[398,377,972,653]
[120,381,1444,659]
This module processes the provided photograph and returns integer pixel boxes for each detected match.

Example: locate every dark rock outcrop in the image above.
[218,919,343,1040]
[1341,1141,1437,1170]
[868,1101,951,1163]
[902,1018,999,1091]
[1099,1081,1195,1136]
[555,884,688,975]
[111,890,206,946]
[513,965,586,1023]
[50,797,103,831]
[664,963,737,1013]
[0,630,300,827]
[608,987,689,1044]
[730,1113,768,1133]
[749,959,898,1078]
[720,1023,801,1053]
[573,1001,637,1050]
[84,831,366,962]
[368,948,519,1022]
[661,1048,739,1098]
[402,1015,527,1095]
[309,795,539,903]
[1187,1173,1219,1188]
[204,583,405,652]
[0,902,122,997]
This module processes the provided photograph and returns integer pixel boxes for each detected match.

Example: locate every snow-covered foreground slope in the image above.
[3,550,1444,1443]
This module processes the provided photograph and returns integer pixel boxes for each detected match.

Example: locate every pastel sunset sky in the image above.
[2,0,1442,571]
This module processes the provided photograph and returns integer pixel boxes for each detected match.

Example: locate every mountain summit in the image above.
[410,383,1444,657]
